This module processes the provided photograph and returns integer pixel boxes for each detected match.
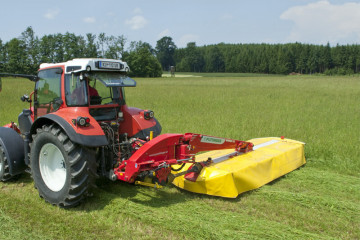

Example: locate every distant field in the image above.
[162,72,281,78]
[0,75,359,239]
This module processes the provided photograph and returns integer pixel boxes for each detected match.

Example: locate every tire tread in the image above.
[30,124,97,207]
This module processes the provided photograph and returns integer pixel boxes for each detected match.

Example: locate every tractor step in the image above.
[135,180,163,189]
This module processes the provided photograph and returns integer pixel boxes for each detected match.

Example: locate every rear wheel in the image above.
[30,124,97,207]
[0,145,15,181]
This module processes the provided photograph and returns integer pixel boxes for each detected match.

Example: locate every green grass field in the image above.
[0,74,359,239]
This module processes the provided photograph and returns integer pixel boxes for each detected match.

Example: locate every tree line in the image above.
[1,27,360,76]
[173,42,360,75]
[0,27,162,77]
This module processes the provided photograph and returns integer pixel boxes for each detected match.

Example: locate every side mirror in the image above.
[21,94,32,103]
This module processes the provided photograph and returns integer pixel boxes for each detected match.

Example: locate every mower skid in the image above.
[172,137,306,198]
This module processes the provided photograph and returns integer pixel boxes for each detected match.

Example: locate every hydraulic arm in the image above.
[113,133,254,185]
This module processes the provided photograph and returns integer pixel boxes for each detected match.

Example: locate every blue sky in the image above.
[1,0,360,48]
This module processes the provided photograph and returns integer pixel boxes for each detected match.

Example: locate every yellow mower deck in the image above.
[172,137,306,198]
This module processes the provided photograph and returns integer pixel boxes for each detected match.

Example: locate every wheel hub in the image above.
[39,143,66,192]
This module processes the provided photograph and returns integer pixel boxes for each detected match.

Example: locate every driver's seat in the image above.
[90,96,102,105]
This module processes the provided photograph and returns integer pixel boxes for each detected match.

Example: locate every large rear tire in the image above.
[30,124,97,207]
[0,145,10,181]
[0,144,18,181]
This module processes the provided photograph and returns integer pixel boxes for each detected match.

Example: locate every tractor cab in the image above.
[31,58,162,142]
[35,59,134,118]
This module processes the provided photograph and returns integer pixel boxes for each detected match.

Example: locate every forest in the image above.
[1,27,360,76]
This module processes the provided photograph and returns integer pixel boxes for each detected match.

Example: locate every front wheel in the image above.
[30,124,97,207]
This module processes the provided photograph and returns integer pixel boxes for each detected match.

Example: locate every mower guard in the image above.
[172,137,306,198]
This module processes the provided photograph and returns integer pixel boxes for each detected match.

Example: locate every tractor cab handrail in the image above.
[0,73,39,82]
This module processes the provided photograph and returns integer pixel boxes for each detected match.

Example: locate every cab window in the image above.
[65,73,88,106]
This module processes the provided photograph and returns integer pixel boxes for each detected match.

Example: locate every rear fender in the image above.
[30,109,108,147]
[0,127,26,175]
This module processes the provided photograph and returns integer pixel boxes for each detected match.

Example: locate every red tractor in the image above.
[0,59,253,207]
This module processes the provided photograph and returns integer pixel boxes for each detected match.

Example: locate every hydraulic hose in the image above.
[171,163,186,172]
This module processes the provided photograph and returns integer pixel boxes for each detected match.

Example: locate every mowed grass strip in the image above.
[0,75,359,239]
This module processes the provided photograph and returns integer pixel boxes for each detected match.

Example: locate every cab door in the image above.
[35,68,62,119]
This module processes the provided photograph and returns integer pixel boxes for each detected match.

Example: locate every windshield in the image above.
[87,72,136,87]
[65,72,130,107]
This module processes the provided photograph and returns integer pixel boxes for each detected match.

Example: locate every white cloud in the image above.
[44,9,60,20]
[125,15,148,30]
[158,29,171,39]
[280,1,360,44]
[177,34,200,48]
[83,17,96,23]
[133,8,143,15]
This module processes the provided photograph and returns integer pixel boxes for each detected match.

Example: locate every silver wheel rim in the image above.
[39,143,66,192]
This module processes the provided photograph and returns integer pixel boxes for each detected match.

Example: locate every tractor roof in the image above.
[39,58,130,73]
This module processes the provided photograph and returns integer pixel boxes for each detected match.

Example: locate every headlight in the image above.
[144,110,154,120]
[77,117,90,127]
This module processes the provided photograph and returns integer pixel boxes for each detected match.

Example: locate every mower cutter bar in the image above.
[210,139,280,164]
[172,137,306,198]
